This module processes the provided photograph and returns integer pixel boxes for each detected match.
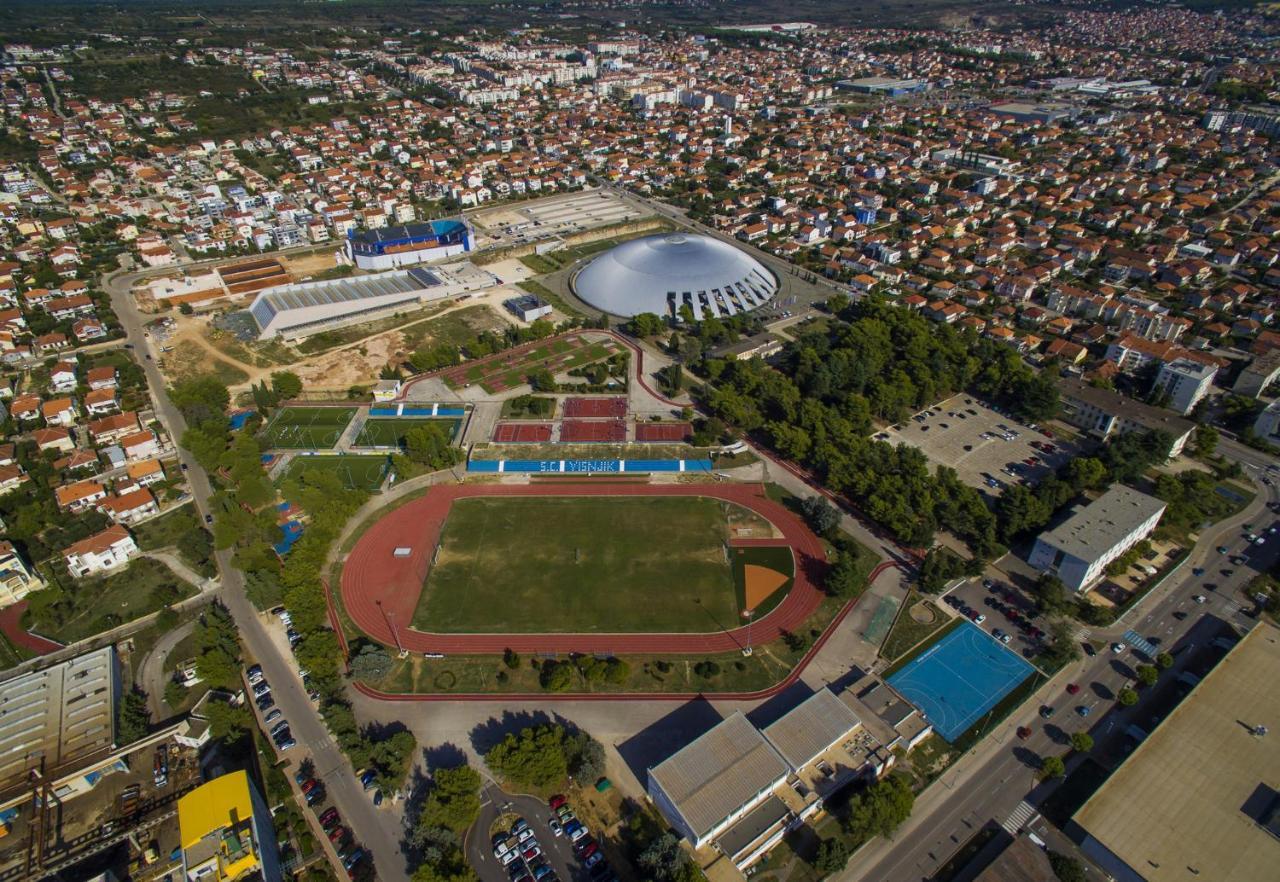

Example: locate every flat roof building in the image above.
[1151,357,1216,416]
[988,101,1079,123]
[249,266,448,340]
[837,77,930,96]
[0,646,117,799]
[1027,484,1166,593]
[346,219,471,271]
[1058,377,1195,457]
[178,770,282,882]
[1074,622,1280,882]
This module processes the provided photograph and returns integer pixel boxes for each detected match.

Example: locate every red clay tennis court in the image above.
[492,422,553,443]
[635,422,692,442]
[560,420,627,442]
[563,396,627,418]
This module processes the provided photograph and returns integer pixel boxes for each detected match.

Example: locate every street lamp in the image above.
[742,608,754,657]
[377,600,406,658]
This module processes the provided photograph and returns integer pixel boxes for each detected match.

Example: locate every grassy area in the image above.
[281,455,389,492]
[132,504,217,577]
[25,558,196,645]
[294,301,449,356]
[204,327,296,368]
[161,340,250,387]
[0,631,34,669]
[879,592,949,661]
[500,395,556,418]
[263,406,356,449]
[881,616,964,678]
[353,417,462,448]
[518,254,561,274]
[399,304,507,353]
[413,496,741,633]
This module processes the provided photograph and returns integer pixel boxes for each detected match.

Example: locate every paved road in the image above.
[105,269,411,882]
[838,445,1277,882]
[468,784,586,882]
[136,619,196,720]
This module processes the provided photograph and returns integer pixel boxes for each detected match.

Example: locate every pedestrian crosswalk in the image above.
[1123,629,1159,657]
[1002,800,1039,835]
[1073,626,1091,642]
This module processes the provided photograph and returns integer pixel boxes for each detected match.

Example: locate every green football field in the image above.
[281,455,388,491]
[353,417,462,449]
[263,407,356,449]
[412,496,744,633]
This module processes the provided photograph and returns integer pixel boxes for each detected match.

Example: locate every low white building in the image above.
[1152,358,1216,416]
[1027,485,1166,593]
[63,524,138,578]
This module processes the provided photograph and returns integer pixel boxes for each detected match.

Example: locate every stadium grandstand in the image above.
[346,219,472,270]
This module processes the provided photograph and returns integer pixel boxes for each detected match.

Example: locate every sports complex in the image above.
[339,482,826,656]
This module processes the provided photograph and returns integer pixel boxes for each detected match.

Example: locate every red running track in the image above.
[341,482,828,655]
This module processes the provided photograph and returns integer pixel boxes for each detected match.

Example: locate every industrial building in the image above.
[178,770,282,882]
[504,293,553,322]
[647,689,890,871]
[249,266,451,340]
[1026,484,1166,593]
[1074,622,1280,882]
[346,219,471,270]
[987,101,1080,123]
[0,647,117,798]
[1151,357,1217,415]
[574,232,777,319]
[837,76,930,96]
[1057,377,1195,457]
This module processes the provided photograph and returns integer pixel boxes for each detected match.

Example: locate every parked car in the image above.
[549,795,566,810]
[320,808,340,830]
[548,818,562,837]
[1077,706,1092,717]
[1016,726,1031,739]
[1066,683,1080,695]
[1111,643,1126,654]
[264,709,282,724]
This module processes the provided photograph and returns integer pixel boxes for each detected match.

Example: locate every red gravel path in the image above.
[340,482,827,655]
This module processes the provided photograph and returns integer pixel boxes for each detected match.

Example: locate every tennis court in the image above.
[886,621,1035,742]
[492,422,554,443]
[563,396,627,418]
[263,407,356,449]
[353,417,462,448]
[635,422,692,443]
[560,420,626,443]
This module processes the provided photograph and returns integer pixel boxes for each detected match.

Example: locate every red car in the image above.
[549,794,566,811]
[328,826,347,843]
[1066,683,1080,695]
[1017,726,1032,740]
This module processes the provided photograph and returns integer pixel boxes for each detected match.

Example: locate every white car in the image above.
[517,828,536,844]
[1111,642,1126,654]
[1193,595,1207,604]
[569,825,589,843]
[500,849,518,866]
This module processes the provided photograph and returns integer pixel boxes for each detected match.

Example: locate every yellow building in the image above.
[178,771,282,882]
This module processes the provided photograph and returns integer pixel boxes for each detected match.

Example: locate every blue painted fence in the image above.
[467,459,713,474]
[368,404,466,417]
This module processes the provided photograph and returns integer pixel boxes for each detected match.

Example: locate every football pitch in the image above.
[412,496,745,633]
[263,407,356,449]
[353,417,462,449]
[282,455,388,491]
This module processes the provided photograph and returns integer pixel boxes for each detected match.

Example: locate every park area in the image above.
[263,406,356,449]
[438,333,620,393]
[353,417,462,449]
[412,495,782,634]
[281,455,389,492]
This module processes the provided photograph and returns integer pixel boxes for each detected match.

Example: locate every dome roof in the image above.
[573,233,778,319]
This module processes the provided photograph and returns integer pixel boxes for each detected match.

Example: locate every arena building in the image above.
[346,219,472,270]
[572,232,778,320]
[250,266,452,340]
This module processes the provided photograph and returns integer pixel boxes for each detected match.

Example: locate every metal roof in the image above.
[762,688,862,771]
[1035,484,1166,563]
[574,233,778,319]
[648,711,788,840]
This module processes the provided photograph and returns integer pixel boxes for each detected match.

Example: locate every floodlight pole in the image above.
[743,609,754,657]
[378,600,407,658]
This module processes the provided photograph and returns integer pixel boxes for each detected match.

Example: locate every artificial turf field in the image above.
[413,496,755,633]
[263,406,356,449]
[281,455,388,491]
[353,417,462,448]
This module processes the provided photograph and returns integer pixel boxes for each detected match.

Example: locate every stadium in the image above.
[572,233,778,320]
[346,219,472,271]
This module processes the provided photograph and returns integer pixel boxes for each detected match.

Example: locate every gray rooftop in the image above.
[1059,377,1196,437]
[762,688,862,771]
[647,712,788,841]
[1036,484,1166,562]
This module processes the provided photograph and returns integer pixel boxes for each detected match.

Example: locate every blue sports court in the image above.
[886,621,1035,742]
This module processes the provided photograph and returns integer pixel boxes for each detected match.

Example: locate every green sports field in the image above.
[281,455,388,491]
[353,417,462,449]
[413,496,747,633]
[263,407,356,449]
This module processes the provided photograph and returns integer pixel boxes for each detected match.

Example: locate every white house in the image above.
[63,524,138,578]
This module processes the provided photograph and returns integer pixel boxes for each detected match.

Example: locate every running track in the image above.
[341,482,826,655]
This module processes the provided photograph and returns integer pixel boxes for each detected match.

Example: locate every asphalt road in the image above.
[106,269,410,882]
[136,618,196,720]
[839,441,1278,882]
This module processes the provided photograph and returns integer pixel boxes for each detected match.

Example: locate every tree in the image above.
[1038,755,1066,780]
[1136,664,1158,687]
[164,680,189,710]
[270,371,303,400]
[539,659,575,692]
[627,312,665,337]
[1048,851,1087,882]
[484,723,572,789]
[1069,732,1094,753]
[800,495,840,536]
[503,647,520,669]
[814,837,850,873]
[117,690,151,744]
[194,603,242,691]
[637,833,689,882]
[845,773,914,842]
[1118,687,1139,707]
[404,423,462,470]
[1191,424,1219,458]
[1065,457,1107,491]
[527,368,556,392]
[350,644,393,681]
[824,546,866,598]
[418,765,482,833]
[1155,651,1174,670]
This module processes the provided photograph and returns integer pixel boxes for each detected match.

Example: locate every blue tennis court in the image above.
[886,622,1035,742]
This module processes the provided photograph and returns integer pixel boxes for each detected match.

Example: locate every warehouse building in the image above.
[249,267,451,340]
[1027,484,1166,593]
[837,76,930,96]
[1074,622,1280,882]
[346,219,472,270]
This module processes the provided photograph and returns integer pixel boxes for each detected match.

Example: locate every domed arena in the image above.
[573,232,778,319]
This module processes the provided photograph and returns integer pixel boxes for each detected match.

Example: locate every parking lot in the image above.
[472,788,617,882]
[879,394,1079,493]
[942,576,1048,660]
[470,191,644,246]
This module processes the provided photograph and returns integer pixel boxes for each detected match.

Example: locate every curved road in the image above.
[137,619,197,720]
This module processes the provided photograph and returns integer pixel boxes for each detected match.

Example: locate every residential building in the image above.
[1232,349,1280,398]
[0,541,43,607]
[1151,358,1216,415]
[63,524,138,578]
[1057,377,1195,457]
[1074,623,1280,882]
[178,770,283,882]
[1027,484,1166,593]
[98,488,158,525]
[88,412,141,445]
[121,430,161,461]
